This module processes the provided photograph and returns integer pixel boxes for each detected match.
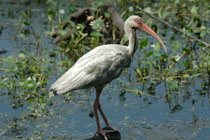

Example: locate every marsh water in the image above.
[0,0,210,140]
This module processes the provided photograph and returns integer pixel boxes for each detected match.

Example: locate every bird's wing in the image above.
[51,45,130,94]
[51,67,97,94]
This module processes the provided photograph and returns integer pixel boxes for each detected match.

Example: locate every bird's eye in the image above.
[136,19,139,23]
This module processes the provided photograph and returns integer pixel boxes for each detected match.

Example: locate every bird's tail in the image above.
[50,82,74,95]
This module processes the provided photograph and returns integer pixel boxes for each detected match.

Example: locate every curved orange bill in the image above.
[139,23,167,54]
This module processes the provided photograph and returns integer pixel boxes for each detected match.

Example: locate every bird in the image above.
[51,15,167,140]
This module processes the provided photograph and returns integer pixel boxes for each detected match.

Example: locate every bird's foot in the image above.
[94,129,120,140]
[94,130,108,140]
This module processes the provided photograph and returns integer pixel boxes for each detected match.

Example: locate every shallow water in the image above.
[0,0,210,140]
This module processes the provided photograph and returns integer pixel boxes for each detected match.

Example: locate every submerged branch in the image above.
[136,6,210,48]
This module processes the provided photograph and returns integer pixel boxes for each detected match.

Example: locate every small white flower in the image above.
[150,44,155,48]
[59,9,65,14]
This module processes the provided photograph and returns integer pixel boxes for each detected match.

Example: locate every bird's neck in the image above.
[127,28,137,58]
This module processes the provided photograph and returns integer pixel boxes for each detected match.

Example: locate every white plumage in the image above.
[51,44,130,94]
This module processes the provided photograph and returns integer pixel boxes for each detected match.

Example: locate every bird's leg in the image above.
[93,88,108,140]
[93,88,120,139]
[93,90,101,133]
[98,102,110,127]
[94,88,110,127]
[98,101,120,134]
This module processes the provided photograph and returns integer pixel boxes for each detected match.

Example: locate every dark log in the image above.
[98,18,109,36]
[71,8,90,19]
[52,8,91,43]
[52,5,125,44]
[107,7,125,38]
[97,18,111,44]
[62,8,91,30]
[84,127,121,140]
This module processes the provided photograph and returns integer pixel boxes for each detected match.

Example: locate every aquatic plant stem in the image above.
[136,6,210,48]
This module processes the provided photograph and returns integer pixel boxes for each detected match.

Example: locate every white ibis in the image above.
[51,15,167,140]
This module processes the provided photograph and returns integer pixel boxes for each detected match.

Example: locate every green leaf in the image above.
[153,51,160,57]
[136,68,141,75]
[22,20,30,26]
[104,12,110,18]
[19,53,26,58]
[175,0,180,4]
[166,92,171,102]
[17,33,26,39]
[7,56,15,62]
[19,81,25,86]
[92,20,103,31]
[162,12,169,19]
[90,31,103,37]
[139,38,148,49]
[155,43,160,51]
[166,80,178,91]
[183,74,190,78]
[190,5,198,15]
[144,7,152,14]
[77,24,85,30]
[9,65,18,72]
[27,83,35,88]
[28,97,35,103]
[200,31,206,38]
[58,30,67,36]
[146,51,154,57]
[133,89,139,96]
[0,82,6,88]
[172,41,181,49]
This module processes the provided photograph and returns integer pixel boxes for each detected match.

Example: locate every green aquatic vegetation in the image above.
[134,1,209,80]
[0,10,54,117]
[0,51,52,111]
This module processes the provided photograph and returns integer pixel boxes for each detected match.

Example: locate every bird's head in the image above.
[125,15,167,54]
